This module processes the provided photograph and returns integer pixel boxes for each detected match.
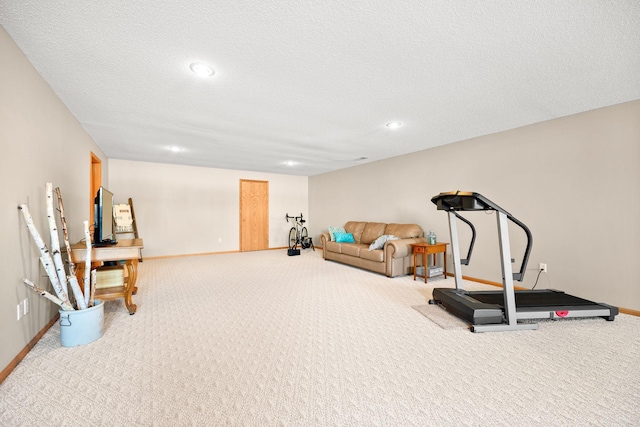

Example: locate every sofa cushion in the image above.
[360,248,384,262]
[342,243,367,257]
[384,223,423,239]
[360,222,387,244]
[344,221,366,243]
[324,240,342,253]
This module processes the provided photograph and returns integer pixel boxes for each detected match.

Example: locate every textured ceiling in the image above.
[1,1,639,176]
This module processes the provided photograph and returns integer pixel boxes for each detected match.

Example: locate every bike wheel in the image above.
[301,227,308,248]
[288,227,297,249]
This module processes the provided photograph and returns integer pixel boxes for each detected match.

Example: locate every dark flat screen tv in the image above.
[94,186,116,245]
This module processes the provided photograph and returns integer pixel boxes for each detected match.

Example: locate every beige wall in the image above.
[1,26,108,371]
[108,159,308,257]
[310,101,640,311]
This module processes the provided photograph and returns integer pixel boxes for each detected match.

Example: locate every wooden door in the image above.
[90,152,102,229]
[239,180,269,251]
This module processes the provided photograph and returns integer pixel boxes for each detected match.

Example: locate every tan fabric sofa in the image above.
[320,221,426,277]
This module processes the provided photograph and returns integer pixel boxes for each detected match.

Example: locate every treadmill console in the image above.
[431,190,533,282]
[431,191,504,213]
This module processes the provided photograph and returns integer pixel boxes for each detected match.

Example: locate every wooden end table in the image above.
[411,242,448,283]
[70,238,144,315]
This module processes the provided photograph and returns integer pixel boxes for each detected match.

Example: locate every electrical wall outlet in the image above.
[539,263,547,273]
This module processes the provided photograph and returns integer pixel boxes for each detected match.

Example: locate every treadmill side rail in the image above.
[515,306,619,321]
[471,323,538,333]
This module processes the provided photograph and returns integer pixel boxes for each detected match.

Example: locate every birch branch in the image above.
[39,257,75,310]
[23,278,74,311]
[46,183,68,296]
[53,186,87,309]
[67,275,87,310]
[89,269,97,307]
[18,204,71,306]
[83,220,92,306]
[54,187,75,276]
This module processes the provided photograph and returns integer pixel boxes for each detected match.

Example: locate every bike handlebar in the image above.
[285,213,305,223]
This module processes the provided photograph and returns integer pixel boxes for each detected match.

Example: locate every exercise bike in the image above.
[285,213,314,255]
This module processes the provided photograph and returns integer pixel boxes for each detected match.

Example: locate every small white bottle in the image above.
[427,230,436,245]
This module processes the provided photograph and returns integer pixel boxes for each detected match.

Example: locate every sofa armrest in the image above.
[320,232,331,257]
[320,232,331,246]
[385,237,427,259]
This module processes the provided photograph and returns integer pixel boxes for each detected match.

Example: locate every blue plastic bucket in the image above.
[59,300,104,347]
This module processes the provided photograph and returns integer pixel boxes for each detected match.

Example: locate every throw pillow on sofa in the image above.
[327,226,346,241]
[368,234,399,251]
[334,231,355,243]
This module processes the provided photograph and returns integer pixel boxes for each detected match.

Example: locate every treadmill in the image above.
[429,191,618,332]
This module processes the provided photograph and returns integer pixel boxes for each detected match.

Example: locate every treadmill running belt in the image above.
[471,290,598,308]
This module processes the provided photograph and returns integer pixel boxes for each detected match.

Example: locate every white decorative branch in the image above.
[38,257,75,311]
[67,275,87,310]
[46,183,68,296]
[53,186,87,309]
[23,278,74,311]
[89,269,97,307]
[54,187,75,276]
[18,204,71,307]
[83,220,92,306]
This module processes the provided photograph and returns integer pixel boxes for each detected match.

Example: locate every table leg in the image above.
[123,260,138,315]
[413,252,417,281]
[130,259,139,295]
[423,252,427,283]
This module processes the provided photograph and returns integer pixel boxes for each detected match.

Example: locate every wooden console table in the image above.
[411,242,448,283]
[70,238,144,315]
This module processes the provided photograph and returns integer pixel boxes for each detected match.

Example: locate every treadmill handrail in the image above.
[452,211,475,265]
[508,214,532,281]
[431,191,532,281]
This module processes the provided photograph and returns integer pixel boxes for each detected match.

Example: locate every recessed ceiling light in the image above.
[168,146,183,152]
[283,161,298,167]
[386,121,402,129]
[189,62,215,77]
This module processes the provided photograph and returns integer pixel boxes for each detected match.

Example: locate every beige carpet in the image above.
[1,250,639,426]
[412,304,470,330]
